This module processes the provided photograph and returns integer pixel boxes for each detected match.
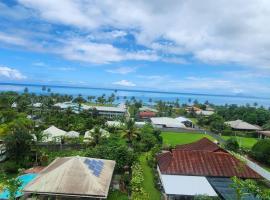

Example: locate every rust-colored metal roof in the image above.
[139,111,156,118]
[176,138,227,153]
[157,150,261,179]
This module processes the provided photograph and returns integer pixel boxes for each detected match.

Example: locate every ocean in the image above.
[0,83,269,108]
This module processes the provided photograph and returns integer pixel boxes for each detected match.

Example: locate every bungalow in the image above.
[150,117,186,128]
[42,126,67,142]
[84,128,110,142]
[257,130,270,139]
[157,138,261,200]
[24,156,116,199]
[225,119,262,131]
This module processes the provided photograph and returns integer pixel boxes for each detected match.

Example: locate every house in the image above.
[185,106,202,113]
[139,106,158,113]
[84,128,110,142]
[66,131,80,138]
[150,117,186,128]
[24,156,116,199]
[42,126,67,142]
[257,130,270,139]
[196,110,214,116]
[157,138,261,199]
[225,119,262,131]
[175,116,194,128]
[139,111,157,119]
[106,121,124,127]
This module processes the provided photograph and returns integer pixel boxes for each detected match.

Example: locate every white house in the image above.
[84,128,110,142]
[42,126,67,142]
[150,117,186,128]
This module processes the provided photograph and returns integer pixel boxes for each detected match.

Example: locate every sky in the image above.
[0,0,270,96]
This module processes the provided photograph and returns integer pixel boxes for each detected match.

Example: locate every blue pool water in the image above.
[0,173,37,199]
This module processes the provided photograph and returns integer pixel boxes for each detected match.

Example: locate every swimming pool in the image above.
[0,173,37,199]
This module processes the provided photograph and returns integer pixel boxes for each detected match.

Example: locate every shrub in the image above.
[130,163,149,200]
[252,139,270,165]
[2,161,20,174]
[225,138,240,152]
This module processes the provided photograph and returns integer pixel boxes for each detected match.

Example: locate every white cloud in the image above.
[113,80,136,87]
[0,66,26,80]
[16,0,270,68]
[106,67,136,74]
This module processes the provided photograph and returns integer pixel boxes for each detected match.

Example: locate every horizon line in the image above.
[0,82,269,101]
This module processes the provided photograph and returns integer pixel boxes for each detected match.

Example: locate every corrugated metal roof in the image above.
[151,117,186,128]
[176,138,226,153]
[157,149,261,179]
[225,120,261,131]
[24,156,115,198]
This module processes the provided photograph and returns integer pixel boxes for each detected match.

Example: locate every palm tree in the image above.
[92,127,102,146]
[122,119,140,147]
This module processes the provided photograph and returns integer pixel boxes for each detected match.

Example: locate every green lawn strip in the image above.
[161,132,214,146]
[83,102,115,107]
[221,136,258,149]
[139,153,161,200]
[107,190,128,200]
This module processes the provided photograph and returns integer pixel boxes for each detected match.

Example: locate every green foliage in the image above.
[4,124,33,163]
[225,137,240,152]
[0,174,22,200]
[216,104,270,126]
[231,176,270,200]
[85,137,137,172]
[107,190,128,200]
[252,139,270,165]
[131,162,149,200]
[2,161,20,174]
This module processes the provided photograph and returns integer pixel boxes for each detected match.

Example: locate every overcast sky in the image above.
[0,0,270,96]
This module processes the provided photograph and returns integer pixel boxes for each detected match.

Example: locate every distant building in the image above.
[150,117,186,128]
[157,138,261,199]
[258,130,270,139]
[196,110,214,116]
[24,156,116,199]
[225,119,261,131]
[175,116,194,128]
[54,102,127,118]
[84,128,110,142]
[139,111,157,119]
[139,106,158,113]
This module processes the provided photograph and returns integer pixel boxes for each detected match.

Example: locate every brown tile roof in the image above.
[176,138,227,153]
[157,139,261,179]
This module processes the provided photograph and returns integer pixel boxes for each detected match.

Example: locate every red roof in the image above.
[139,111,156,118]
[157,138,261,179]
[176,138,227,153]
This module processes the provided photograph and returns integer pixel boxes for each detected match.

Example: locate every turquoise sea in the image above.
[0,83,269,107]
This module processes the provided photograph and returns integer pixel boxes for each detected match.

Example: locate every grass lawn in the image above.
[139,153,161,200]
[107,190,128,200]
[222,136,258,149]
[161,132,214,146]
